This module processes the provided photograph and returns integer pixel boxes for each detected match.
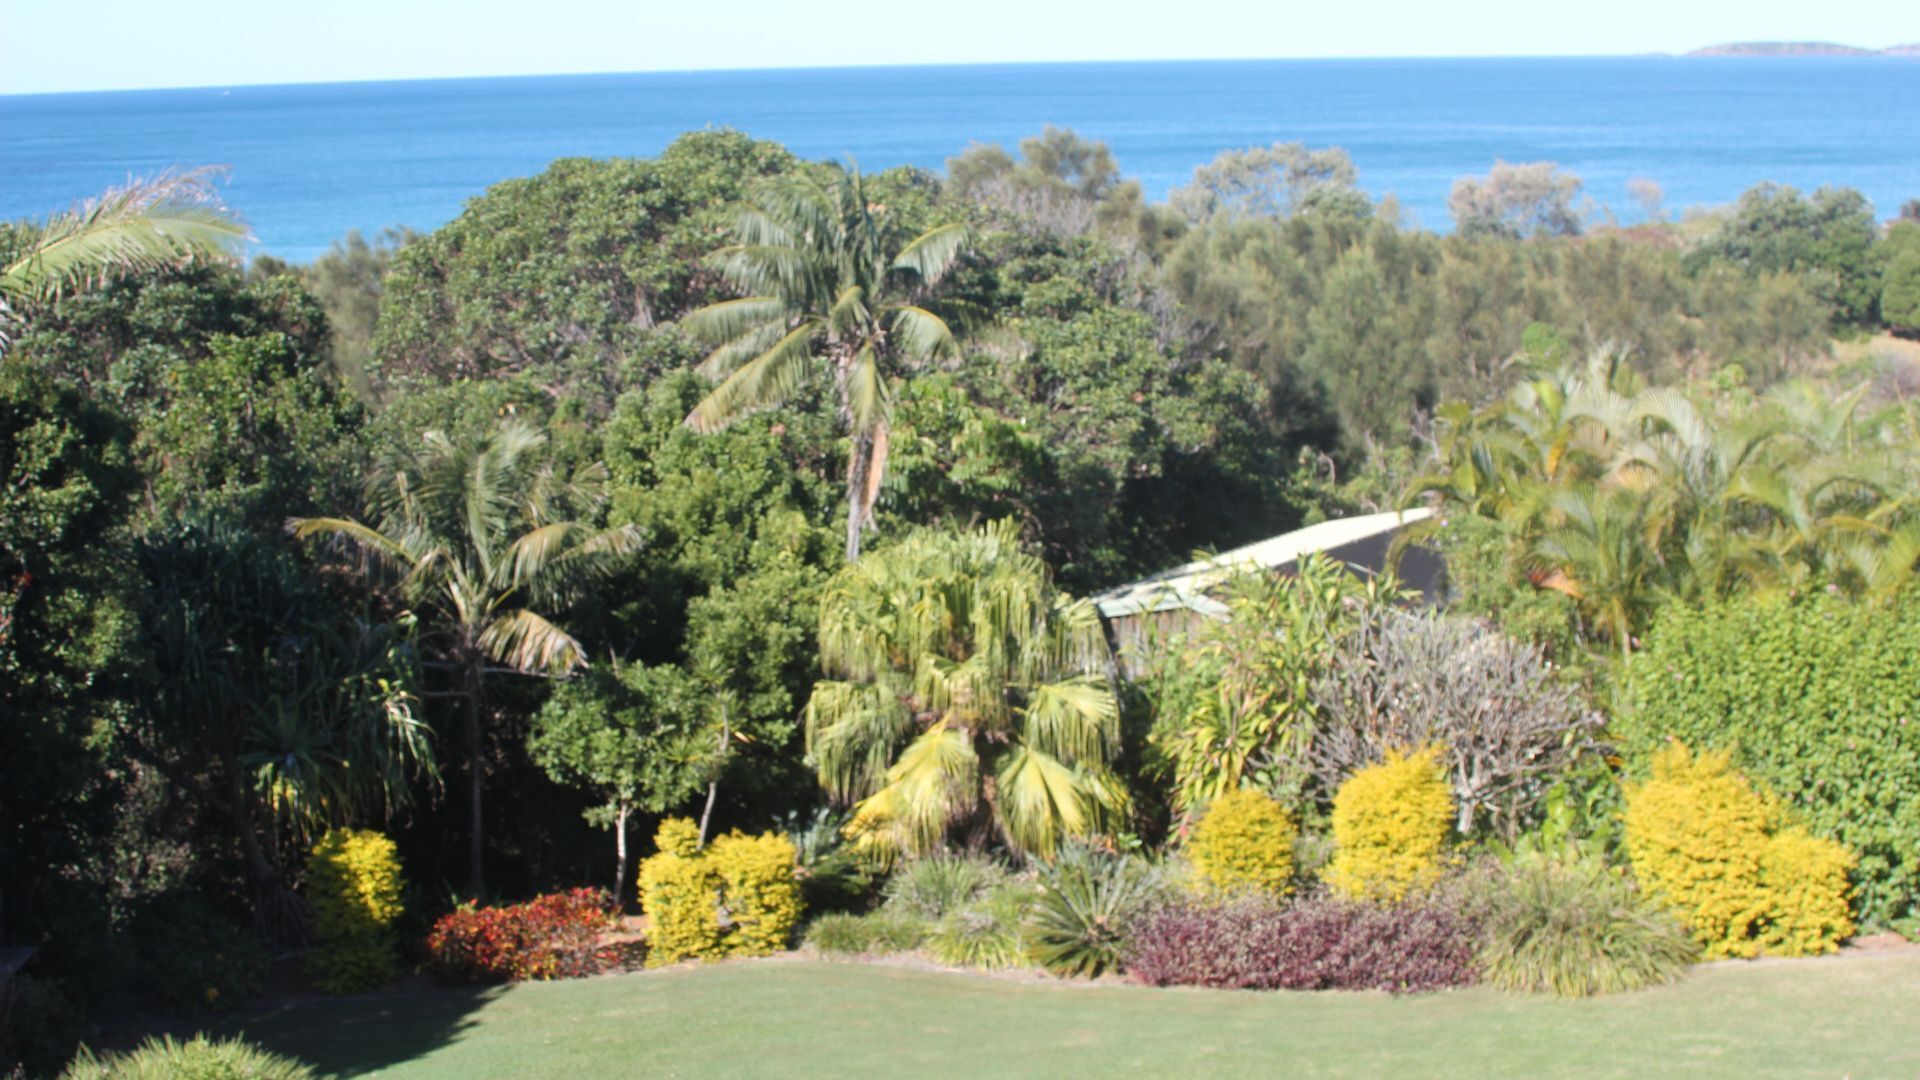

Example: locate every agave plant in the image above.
[1028,844,1168,978]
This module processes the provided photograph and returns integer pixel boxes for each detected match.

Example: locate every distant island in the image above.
[1687,41,1920,57]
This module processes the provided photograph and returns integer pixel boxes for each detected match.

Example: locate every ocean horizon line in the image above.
[16,50,1915,100]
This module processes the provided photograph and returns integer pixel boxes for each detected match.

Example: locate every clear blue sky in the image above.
[3,0,1913,95]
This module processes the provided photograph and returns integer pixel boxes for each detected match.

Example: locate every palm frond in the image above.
[2,167,249,304]
[478,608,585,676]
[684,320,821,432]
[891,222,973,286]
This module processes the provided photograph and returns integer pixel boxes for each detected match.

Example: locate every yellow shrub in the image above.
[1759,827,1857,957]
[305,829,404,994]
[1624,744,1772,958]
[1624,743,1858,959]
[638,818,802,966]
[1187,788,1297,897]
[1325,746,1453,902]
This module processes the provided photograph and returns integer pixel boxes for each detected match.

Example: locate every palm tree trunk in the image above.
[466,659,486,898]
[844,431,872,562]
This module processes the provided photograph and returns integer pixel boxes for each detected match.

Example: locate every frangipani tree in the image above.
[680,165,971,561]
[1,168,249,354]
[804,520,1126,862]
[292,419,641,893]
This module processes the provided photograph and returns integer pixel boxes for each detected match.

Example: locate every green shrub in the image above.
[927,884,1035,970]
[1186,789,1297,897]
[638,818,803,966]
[1,975,82,1077]
[881,855,1008,921]
[1325,746,1454,902]
[1467,851,1698,997]
[1027,845,1168,977]
[804,912,928,957]
[1623,743,1858,958]
[62,1034,315,1080]
[304,828,405,994]
[123,896,270,1013]
[1624,591,1920,924]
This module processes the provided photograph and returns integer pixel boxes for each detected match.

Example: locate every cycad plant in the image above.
[1,168,248,354]
[292,420,641,893]
[680,165,971,561]
[805,521,1126,861]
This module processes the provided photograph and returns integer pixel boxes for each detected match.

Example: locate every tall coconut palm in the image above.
[805,521,1125,861]
[1,168,249,354]
[681,165,972,561]
[291,420,641,894]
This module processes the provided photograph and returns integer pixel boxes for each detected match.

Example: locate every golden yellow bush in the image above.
[1187,788,1297,896]
[638,818,802,966]
[1624,744,1772,958]
[1759,826,1857,957]
[1624,743,1857,959]
[1324,745,1453,902]
[305,829,404,994]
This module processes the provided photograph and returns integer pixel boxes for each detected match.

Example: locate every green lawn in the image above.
[215,954,1920,1078]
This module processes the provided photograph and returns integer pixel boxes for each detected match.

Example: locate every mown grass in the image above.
[212,953,1920,1078]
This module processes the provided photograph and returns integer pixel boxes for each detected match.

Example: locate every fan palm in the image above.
[291,419,641,893]
[1,167,249,354]
[680,165,971,561]
[804,520,1125,861]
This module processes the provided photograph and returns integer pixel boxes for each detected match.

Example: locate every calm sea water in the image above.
[3,58,1916,263]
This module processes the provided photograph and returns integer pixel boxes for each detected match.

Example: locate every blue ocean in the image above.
[3,57,1916,263]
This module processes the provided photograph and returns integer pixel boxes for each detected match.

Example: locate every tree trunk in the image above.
[844,431,872,563]
[697,701,731,849]
[612,805,631,911]
[466,660,486,898]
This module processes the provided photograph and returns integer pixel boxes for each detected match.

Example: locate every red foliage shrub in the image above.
[425,888,614,983]
[1124,895,1477,993]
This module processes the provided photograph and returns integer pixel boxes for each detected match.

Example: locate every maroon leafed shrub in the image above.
[425,888,615,983]
[1124,895,1477,993]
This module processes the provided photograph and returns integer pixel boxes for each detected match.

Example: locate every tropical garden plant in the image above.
[679,164,972,561]
[291,419,642,893]
[805,520,1127,860]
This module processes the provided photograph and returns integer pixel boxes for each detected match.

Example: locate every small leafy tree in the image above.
[1448,161,1585,239]
[804,520,1125,860]
[529,662,712,903]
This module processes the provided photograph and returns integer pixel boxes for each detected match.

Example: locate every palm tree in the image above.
[804,520,1125,862]
[1,168,249,354]
[680,165,972,561]
[292,420,641,894]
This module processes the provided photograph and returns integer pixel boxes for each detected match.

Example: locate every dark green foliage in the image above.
[62,1034,315,1080]
[1027,845,1167,977]
[783,809,878,914]
[1689,183,1882,328]
[1623,591,1920,925]
[1461,851,1698,997]
[292,227,415,393]
[0,976,83,1077]
[1881,222,1920,337]
[373,130,797,383]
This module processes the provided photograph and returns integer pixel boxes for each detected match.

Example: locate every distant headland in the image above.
[1686,42,1920,57]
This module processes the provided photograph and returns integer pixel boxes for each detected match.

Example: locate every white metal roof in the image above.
[1092,507,1434,620]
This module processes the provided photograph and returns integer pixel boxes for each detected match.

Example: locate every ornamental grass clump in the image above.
[1027,844,1169,977]
[638,818,803,966]
[1624,743,1856,958]
[304,828,405,994]
[1325,746,1454,902]
[1466,851,1698,997]
[804,912,928,957]
[62,1035,315,1080]
[927,883,1035,970]
[1186,789,1297,897]
[881,854,1008,921]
